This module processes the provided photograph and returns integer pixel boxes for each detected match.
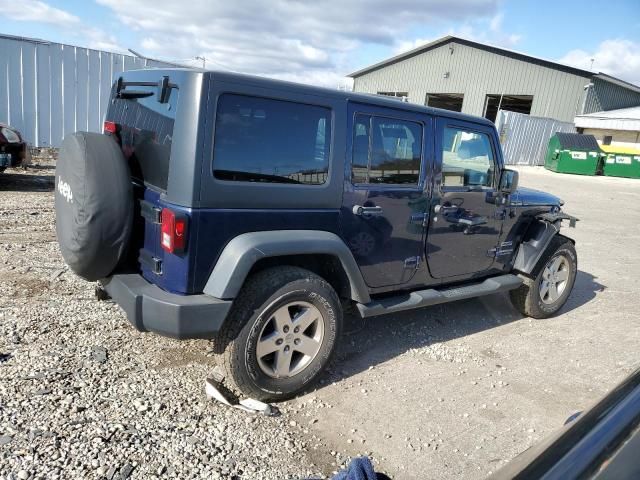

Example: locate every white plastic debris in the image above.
[205,378,279,416]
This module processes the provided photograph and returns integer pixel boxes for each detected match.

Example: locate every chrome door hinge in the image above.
[404,256,421,269]
[410,212,429,227]
[487,245,514,258]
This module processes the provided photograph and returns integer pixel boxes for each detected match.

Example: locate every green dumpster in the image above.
[601,145,640,179]
[544,133,601,175]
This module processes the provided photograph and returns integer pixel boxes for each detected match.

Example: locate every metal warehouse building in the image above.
[0,33,176,148]
[349,36,640,123]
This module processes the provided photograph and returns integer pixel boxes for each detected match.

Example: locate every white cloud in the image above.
[559,39,640,85]
[1,0,533,88]
[0,0,124,53]
[0,0,80,27]
[489,12,503,32]
[444,16,522,49]
[394,11,522,56]
[92,0,500,86]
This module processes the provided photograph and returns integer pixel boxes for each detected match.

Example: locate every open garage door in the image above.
[425,93,464,112]
[484,94,533,122]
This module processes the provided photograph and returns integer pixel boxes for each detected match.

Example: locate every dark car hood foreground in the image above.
[511,186,562,207]
[489,368,640,480]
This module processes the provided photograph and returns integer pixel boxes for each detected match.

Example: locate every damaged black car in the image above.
[0,123,26,172]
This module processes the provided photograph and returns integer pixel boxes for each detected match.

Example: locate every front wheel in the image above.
[217,266,342,402]
[510,237,577,319]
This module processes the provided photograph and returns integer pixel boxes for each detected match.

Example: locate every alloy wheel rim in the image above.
[256,301,325,379]
[539,255,570,304]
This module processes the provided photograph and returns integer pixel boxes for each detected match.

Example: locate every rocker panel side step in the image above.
[356,274,523,318]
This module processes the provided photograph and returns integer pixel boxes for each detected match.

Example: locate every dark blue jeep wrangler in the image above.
[55,69,577,400]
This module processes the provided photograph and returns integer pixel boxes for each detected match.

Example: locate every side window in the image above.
[441,127,495,187]
[213,94,331,185]
[351,114,422,185]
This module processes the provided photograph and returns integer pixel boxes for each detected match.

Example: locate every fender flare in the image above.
[512,219,575,275]
[203,230,371,303]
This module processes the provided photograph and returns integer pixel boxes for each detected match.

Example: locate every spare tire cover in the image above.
[55,132,133,281]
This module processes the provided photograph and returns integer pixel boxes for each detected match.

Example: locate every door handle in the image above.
[353,205,383,216]
[434,204,458,214]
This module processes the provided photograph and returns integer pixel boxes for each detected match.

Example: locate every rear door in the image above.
[104,72,179,283]
[341,103,431,289]
[426,118,505,279]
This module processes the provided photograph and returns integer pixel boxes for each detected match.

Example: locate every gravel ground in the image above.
[1,165,639,480]
[0,168,337,480]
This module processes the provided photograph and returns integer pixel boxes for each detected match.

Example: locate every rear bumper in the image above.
[101,274,232,339]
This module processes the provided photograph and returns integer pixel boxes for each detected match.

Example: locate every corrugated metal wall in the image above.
[496,110,576,166]
[352,40,592,123]
[0,35,176,147]
[583,78,640,114]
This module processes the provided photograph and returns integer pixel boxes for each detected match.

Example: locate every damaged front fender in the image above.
[512,212,579,275]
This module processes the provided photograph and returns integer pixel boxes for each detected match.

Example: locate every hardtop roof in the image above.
[122,67,496,128]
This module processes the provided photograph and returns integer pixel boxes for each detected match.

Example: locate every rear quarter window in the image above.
[213,94,331,185]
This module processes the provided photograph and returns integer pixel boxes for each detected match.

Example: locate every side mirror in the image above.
[499,169,519,194]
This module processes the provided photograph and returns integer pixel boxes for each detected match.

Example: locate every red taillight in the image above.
[161,208,188,254]
[103,121,117,134]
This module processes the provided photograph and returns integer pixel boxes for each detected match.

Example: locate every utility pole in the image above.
[195,56,207,69]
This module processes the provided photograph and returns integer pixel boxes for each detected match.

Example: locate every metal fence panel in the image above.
[50,44,65,147]
[36,43,51,146]
[0,35,179,148]
[0,42,8,128]
[21,43,37,145]
[99,51,113,126]
[62,46,77,138]
[76,48,89,133]
[496,110,576,166]
[88,50,102,134]
[7,42,24,135]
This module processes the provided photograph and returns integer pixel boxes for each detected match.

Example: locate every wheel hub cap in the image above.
[256,301,325,379]
[539,255,569,305]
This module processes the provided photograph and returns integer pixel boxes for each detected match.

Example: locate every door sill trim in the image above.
[356,274,522,318]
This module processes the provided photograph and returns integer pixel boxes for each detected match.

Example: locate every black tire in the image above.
[217,266,342,402]
[55,132,133,281]
[510,236,577,319]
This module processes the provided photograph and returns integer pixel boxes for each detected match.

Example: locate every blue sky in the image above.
[0,0,638,86]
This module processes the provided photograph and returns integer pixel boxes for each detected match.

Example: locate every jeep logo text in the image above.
[58,177,73,203]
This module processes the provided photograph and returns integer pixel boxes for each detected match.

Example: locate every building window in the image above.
[425,93,464,112]
[213,94,331,185]
[603,135,612,145]
[352,114,422,185]
[441,127,495,187]
[484,94,533,122]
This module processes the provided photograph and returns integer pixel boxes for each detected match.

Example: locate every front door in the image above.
[341,103,430,288]
[426,118,505,279]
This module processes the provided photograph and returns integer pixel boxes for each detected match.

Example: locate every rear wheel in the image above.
[510,237,577,319]
[217,266,342,401]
